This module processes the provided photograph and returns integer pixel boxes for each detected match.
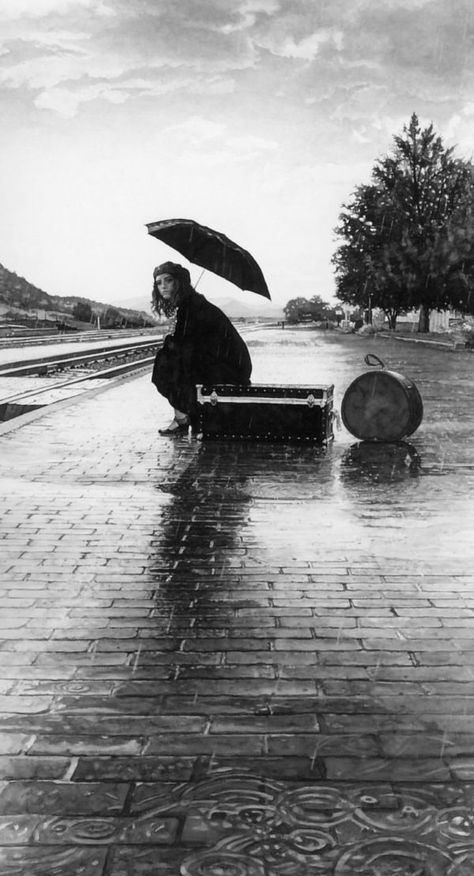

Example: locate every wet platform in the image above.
[1,329,474,874]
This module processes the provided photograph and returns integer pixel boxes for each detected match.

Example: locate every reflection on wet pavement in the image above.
[0,329,473,873]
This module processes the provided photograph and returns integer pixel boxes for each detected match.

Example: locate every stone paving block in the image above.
[126,651,221,667]
[362,637,455,651]
[201,755,327,780]
[74,757,196,782]
[94,637,182,652]
[209,714,320,734]
[267,732,381,758]
[381,732,474,758]
[0,781,129,814]
[104,846,184,876]
[368,666,474,682]
[0,845,107,875]
[30,813,180,845]
[324,756,451,782]
[322,679,426,697]
[0,666,75,680]
[11,679,116,695]
[0,757,72,780]
[145,733,266,756]
[51,693,162,715]
[37,651,128,666]
[0,815,41,844]
[0,734,32,756]
[418,715,474,732]
[181,813,225,846]
[322,713,427,733]
[2,640,90,653]
[449,758,474,780]
[28,734,146,756]
[0,695,53,713]
[415,650,474,666]
[273,638,358,651]
[0,683,13,697]
[177,664,276,680]
[0,629,54,640]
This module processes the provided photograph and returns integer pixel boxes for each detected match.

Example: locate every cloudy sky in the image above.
[0,0,473,309]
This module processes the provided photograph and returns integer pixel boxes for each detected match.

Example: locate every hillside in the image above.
[0,263,155,328]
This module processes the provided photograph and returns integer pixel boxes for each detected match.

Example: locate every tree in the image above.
[308,295,339,322]
[333,114,474,331]
[284,295,338,324]
[102,306,122,328]
[284,297,311,323]
[73,301,92,323]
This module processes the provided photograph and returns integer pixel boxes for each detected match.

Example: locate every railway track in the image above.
[0,322,278,427]
[0,338,163,424]
[0,327,162,349]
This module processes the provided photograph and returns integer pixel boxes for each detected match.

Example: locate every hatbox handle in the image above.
[364,353,386,369]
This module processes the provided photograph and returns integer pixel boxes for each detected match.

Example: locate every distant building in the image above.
[373,308,455,333]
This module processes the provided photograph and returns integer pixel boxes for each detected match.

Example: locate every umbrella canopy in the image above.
[146,218,271,300]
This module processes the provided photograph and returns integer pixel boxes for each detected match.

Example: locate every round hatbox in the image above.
[341,354,423,442]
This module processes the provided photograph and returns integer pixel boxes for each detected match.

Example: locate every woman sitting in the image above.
[151,262,252,434]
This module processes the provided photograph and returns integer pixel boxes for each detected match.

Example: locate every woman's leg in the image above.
[153,348,193,432]
[173,409,189,424]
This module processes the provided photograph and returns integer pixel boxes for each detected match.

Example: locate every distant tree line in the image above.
[332,113,474,331]
[72,302,154,328]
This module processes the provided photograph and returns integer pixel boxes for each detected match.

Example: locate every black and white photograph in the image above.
[0,1,474,873]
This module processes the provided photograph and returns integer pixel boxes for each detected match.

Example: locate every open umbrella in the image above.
[146,218,271,300]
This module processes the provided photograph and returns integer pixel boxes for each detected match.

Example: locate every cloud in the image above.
[163,116,278,166]
[34,81,128,116]
[259,28,344,60]
[0,48,124,91]
[165,116,226,143]
[217,0,280,33]
[0,0,258,115]
[0,0,113,19]
[0,0,473,141]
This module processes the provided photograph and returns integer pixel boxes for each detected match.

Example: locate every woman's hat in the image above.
[153,262,191,284]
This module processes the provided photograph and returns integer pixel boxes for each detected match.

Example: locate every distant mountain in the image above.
[117,293,284,320]
[0,263,155,328]
[0,264,54,312]
[117,294,154,315]
[214,296,284,319]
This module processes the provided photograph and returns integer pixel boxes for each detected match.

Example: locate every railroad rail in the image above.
[0,327,162,349]
[0,337,162,377]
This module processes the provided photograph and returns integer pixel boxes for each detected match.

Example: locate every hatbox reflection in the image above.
[339,440,422,486]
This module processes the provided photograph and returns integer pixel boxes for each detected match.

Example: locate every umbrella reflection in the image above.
[149,442,253,620]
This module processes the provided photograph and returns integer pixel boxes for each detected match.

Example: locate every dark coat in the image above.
[152,291,252,416]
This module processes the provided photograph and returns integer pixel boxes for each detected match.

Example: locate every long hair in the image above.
[151,265,194,318]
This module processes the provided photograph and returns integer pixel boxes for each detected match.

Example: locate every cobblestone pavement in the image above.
[0,329,474,874]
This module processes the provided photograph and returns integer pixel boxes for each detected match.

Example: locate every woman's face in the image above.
[155,273,180,305]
